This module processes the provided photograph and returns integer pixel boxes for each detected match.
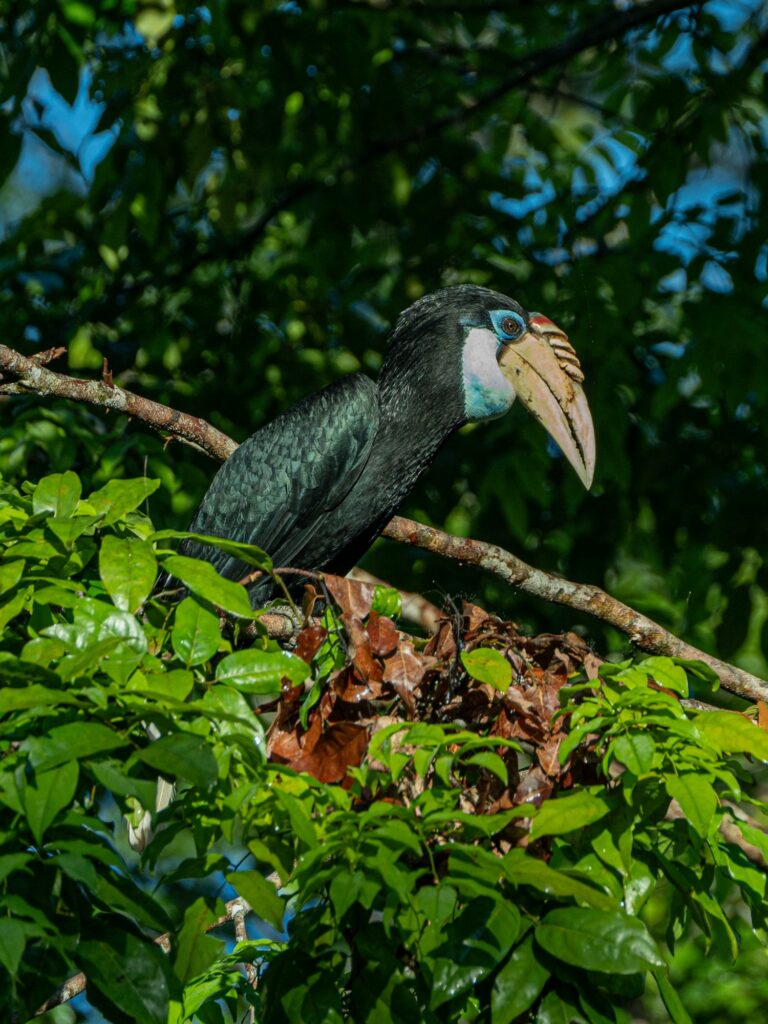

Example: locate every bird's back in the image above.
[181,373,381,589]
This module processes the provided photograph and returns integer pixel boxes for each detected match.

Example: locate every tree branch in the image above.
[0,345,237,461]
[382,517,768,704]
[2,342,766,703]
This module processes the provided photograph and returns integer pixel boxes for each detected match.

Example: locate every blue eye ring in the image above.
[490,309,526,342]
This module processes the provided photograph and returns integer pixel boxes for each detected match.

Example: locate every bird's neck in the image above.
[375,356,466,495]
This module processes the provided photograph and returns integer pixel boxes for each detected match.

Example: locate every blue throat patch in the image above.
[461,327,515,421]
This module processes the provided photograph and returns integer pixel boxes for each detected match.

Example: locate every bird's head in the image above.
[383,284,595,488]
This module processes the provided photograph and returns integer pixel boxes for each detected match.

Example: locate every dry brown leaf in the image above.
[333,664,382,702]
[383,642,428,690]
[537,735,564,777]
[294,624,328,664]
[514,766,553,806]
[462,601,492,633]
[324,574,375,622]
[366,611,399,657]
[289,721,370,783]
[345,618,384,687]
[583,651,603,680]
[424,619,458,660]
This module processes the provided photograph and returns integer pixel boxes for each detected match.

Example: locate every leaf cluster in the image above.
[2,0,767,665]
[1,473,767,1023]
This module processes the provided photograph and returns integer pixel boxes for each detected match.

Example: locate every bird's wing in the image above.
[181,374,380,580]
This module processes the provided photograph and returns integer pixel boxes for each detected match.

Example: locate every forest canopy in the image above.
[1,1,768,1022]
[1,0,766,663]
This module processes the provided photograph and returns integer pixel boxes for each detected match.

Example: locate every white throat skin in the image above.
[461,326,516,421]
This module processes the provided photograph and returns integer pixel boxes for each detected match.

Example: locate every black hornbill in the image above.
[182,285,595,592]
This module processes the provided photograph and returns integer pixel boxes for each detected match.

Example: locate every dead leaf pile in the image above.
[266,580,603,811]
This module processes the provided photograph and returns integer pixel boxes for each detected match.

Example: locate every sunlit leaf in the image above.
[535,908,664,973]
[99,535,157,612]
[529,790,610,840]
[461,648,512,690]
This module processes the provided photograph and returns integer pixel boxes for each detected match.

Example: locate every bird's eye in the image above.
[490,309,525,342]
[500,316,522,338]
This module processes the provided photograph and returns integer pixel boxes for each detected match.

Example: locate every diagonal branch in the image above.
[2,341,766,703]
[381,517,768,704]
[0,344,237,461]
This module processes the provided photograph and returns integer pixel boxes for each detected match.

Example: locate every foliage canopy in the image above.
[1,1,768,1021]
[1,0,767,663]
[1,472,768,1022]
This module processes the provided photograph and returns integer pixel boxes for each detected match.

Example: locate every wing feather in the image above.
[181,374,379,582]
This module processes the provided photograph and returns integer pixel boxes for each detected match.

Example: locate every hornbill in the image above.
[131,285,595,850]
[182,285,595,594]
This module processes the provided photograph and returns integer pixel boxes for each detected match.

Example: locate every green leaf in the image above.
[47,514,100,547]
[161,554,254,618]
[135,734,218,788]
[32,471,82,517]
[273,788,318,849]
[58,636,123,681]
[0,918,26,978]
[88,477,160,526]
[227,869,285,931]
[22,760,79,843]
[535,908,664,973]
[215,648,309,692]
[536,990,587,1024]
[673,658,720,690]
[653,970,693,1024]
[0,853,32,883]
[696,711,768,760]
[504,852,615,911]
[152,529,272,571]
[0,684,78,714]
[612,733,655,775]
[173,898,224,986]
[0,559,24,594]
[130,668,195,702]
[28,722,126,772]
[87,759,158,809]
[638,656,688,695]
[465,751,509,785]
[61,1,96,26]
[79,932,170,1024]
[461,648,512,690]
[666,774,718,838]
[492,934,550,1024]
[529,791,611,840]
[0,586,29,632]
[99,534,157,612]
[0,658,61,688]
[430,898,521,1009]
[172,596,221,666]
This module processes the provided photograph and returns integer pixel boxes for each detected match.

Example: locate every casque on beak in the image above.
[498,314,596,488]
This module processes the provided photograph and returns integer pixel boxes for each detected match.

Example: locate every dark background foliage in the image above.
[1,4,766,684]
[2,3,768,1022]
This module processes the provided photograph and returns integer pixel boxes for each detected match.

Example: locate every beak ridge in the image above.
[499,316,596,489]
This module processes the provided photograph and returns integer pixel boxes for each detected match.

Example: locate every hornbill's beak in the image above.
[499,314,596,489]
